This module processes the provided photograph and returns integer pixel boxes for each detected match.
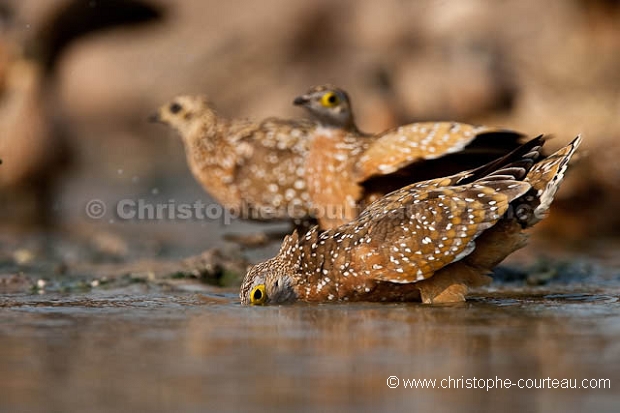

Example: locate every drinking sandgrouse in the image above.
[240,136,581,305]
[151,88,526,229]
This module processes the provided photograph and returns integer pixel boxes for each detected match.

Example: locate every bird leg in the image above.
[417,220,528,304]
[416,262,492,304]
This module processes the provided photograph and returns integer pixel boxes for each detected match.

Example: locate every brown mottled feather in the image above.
[304,130,365,227]
[355,122,500,180]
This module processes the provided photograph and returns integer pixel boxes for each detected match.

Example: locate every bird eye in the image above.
[169,102,183,114]
[320,92,340,108]
[250,284,267,305]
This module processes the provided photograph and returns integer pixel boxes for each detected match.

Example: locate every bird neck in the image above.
[181,117,242,207]
[181,114,222,152]
[312,112,359,133]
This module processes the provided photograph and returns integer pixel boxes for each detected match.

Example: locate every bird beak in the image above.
[293,95,310,106]
[147,112,161,123]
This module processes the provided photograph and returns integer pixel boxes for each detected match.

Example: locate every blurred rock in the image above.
[0,44,61,225]
[0,0,161,226]
[0,272,33,293]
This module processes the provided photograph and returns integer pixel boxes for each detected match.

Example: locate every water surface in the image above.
[1,289,618,413]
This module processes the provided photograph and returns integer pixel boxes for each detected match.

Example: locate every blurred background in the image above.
[1,0,620,261]
[1,2,620,413]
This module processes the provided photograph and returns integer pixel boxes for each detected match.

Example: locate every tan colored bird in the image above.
[151,86,525,229]
[240,136,581,305]
[150,96,316,222]
[293,85,528,229]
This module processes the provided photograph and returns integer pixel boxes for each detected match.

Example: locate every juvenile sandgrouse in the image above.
[240,136,581,305]
[151,89,525,228]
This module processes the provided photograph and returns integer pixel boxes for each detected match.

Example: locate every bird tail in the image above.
[518,136,582,227]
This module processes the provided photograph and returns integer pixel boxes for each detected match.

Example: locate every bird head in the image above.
[149,95,216,137]
[293,85,356,130]
[240,232,301,305]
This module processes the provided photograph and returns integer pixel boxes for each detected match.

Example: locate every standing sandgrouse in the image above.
[150,96,316,222]
[239,136,581,305]
[151,89,525,228]
[293,84,528,229]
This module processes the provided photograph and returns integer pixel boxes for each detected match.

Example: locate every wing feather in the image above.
[351,181,530,283]
[355,122,497,181]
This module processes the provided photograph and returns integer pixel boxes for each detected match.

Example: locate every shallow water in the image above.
[1,289,618,413]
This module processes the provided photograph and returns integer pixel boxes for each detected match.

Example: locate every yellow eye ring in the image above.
[250,284,267,305]
[320,92,340,108]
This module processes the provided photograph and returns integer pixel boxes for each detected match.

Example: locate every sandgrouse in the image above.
[150,96,316,222]
[293,85,529,229]
[240,136,581,305]
[151,87,525,229]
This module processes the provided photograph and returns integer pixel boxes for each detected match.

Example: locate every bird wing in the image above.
[351,179,531,284]
[389,135,545,192]
[228,118,314,220]
[354,122,513,181]
[522,135,581,225]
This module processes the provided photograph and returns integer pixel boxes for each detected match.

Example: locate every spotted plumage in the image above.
[152,88,526,228]
[294,84,529,229]
[240,136,581,305]
[150,96,314,221]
